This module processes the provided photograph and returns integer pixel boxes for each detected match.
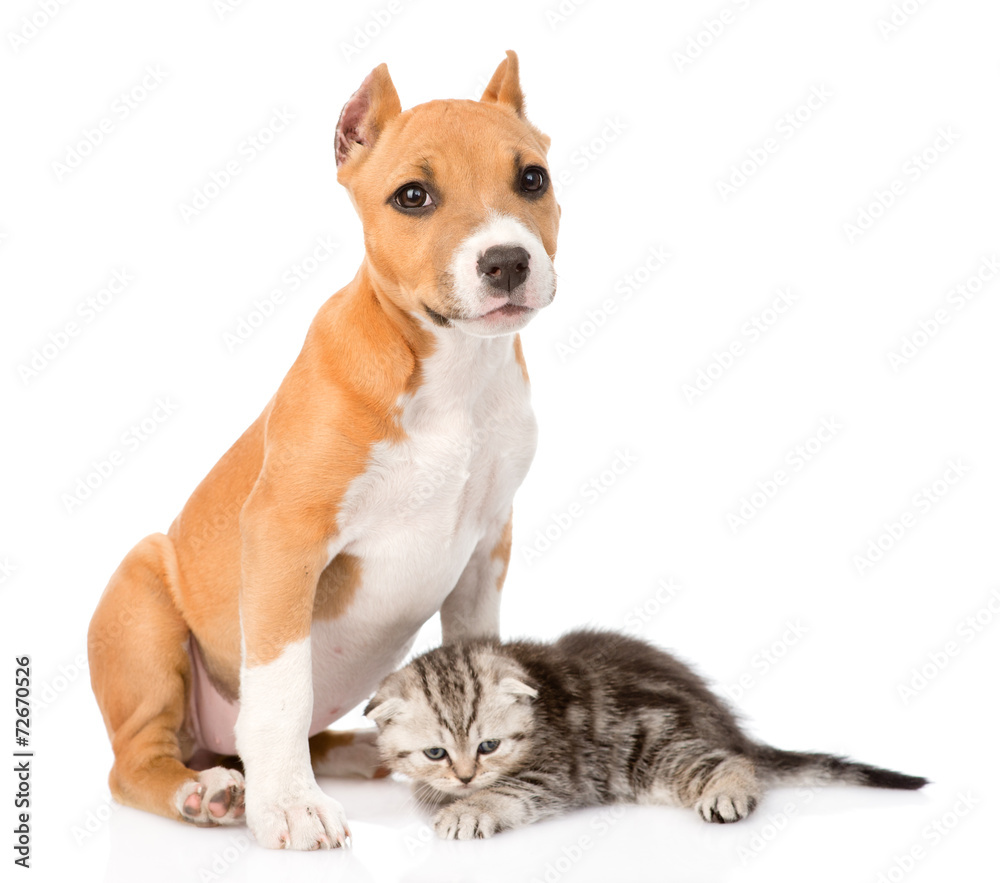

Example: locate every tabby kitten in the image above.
[364,629,926,840]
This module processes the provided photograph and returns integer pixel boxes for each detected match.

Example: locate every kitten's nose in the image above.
[457,773,475,785]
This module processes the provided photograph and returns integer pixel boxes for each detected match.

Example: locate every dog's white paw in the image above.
[176,767,245,826]
[246,786,349,850]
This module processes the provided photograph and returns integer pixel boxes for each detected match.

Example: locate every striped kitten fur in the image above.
[364,629,926,840]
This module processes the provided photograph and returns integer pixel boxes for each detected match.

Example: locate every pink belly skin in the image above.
[185,640,358,757]
[187,639,241,756]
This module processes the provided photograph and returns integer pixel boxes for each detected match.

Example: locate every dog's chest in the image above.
[344,404,529,558]
[338,339,535,568]
[306,338,536,720]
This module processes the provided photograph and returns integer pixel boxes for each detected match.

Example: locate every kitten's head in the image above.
[364,642,537,796]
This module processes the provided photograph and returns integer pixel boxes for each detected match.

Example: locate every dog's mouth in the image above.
[459,301,536,332]
[422,301,534,328]
[421,284,545,336]
[480,303,533,319]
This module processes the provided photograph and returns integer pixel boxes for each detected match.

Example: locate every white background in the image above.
[2,0,998,881]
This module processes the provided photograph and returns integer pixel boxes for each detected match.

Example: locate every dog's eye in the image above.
[394,183,432,209]
[477,740,500,755]
[520,167,547,194]
[423,747,448,760]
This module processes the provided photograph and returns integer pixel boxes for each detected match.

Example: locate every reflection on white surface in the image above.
[65,773,940,883]
[44,656,966,883]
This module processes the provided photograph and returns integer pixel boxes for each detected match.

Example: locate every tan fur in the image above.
[481,50,524,117]
[513,335,530,383]
[313,553,363,621]
[309,730,387,780]
[491,513,514,591]
[88,534,196,819]
[88,51,556,827]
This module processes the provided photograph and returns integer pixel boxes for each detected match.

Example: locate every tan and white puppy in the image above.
[87,51,559,850]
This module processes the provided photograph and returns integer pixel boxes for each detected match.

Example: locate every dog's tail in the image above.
[751,745,928,791]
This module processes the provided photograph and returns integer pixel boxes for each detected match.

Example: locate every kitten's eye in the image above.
[519,166,547,195]
[477,740,500,755]
[423,747,448,761]
[393,183,433,210]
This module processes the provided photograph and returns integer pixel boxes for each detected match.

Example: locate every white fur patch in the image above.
[447,212,556,333]
[235,638,348,849]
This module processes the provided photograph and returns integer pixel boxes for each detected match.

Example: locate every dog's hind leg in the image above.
[88,533,244,826]
[309,729,388,779]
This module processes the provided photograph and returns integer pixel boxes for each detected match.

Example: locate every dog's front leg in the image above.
[234,500,347,850]
[439,510,513,643]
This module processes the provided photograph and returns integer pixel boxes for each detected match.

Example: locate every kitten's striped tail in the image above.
[753,745,928,790]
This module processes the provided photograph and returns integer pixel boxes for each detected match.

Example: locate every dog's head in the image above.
[335,51,559,338]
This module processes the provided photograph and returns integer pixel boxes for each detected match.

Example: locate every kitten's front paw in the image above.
[433,798,501,840]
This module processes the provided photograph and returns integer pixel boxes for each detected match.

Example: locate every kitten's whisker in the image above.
[389,780,456,821]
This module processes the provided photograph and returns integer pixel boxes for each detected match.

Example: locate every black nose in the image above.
[477,245,530,293]
[457,774,475,784]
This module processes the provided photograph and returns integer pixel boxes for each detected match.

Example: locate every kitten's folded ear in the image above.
[499,677,538,701]
[364,695,405,724]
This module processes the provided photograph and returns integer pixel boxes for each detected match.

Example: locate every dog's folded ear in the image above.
[481,49,524,117]
[335,63,402,169]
